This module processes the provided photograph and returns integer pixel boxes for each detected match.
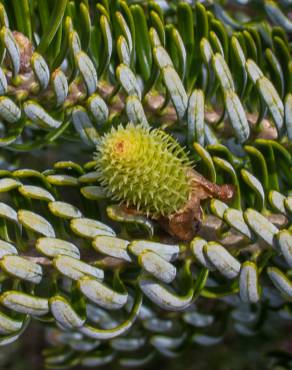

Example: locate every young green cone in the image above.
[94,123,192,217]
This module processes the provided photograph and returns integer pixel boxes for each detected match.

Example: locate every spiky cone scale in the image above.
[95,124,235,240]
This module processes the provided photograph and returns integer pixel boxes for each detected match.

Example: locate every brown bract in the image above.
[158,169,235,241]
[120,168,235,241]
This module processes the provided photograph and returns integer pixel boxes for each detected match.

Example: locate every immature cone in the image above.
[94,124,235,240]
[94,123,192,217]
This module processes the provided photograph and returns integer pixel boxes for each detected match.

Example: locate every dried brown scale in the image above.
[265,213,288,228]
[197,215,224,241]
[239,242,270,256]
[25,256,52,266]
[218,233,247,248]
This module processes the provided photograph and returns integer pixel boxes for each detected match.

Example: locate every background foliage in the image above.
[0,0,290,369]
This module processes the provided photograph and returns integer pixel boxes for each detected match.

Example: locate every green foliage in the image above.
[0,0,290,369]
[0,0,289,149]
